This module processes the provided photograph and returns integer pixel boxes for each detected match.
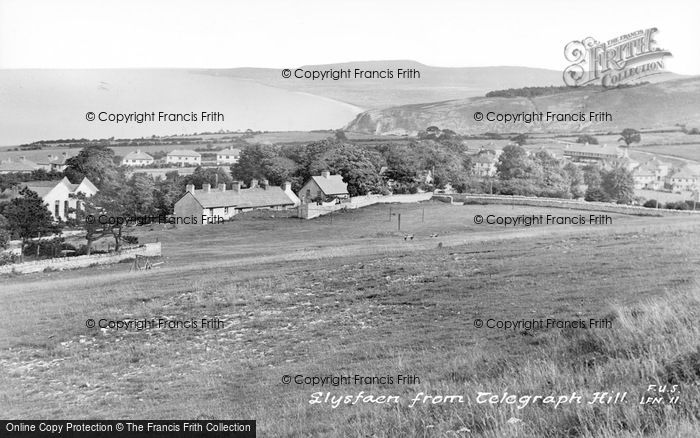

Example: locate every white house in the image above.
[669,168,698,193]
[166,149,201,166]
[472,149,502,177]
[298,171,349,203]
[34,152,73,172]
[216,148,241,165]
[173,179,300,224]
[121,150,154,167]
[2,177,98,221]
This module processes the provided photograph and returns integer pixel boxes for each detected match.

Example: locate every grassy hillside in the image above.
[346,77,700,135]
[1,203,699,436]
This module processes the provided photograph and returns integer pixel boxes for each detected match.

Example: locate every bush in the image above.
[665,201,690,210]
[643,199,661,208]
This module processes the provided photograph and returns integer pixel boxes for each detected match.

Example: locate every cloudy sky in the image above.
[0,0,698,74]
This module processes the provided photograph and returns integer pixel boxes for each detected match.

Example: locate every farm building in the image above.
[562,143,625,164]
[0,176,98,221]
[216,148,241,165]
[121,150,154,167]
[173,179,300,224]
[166,149,201,166]
[298,171,349,203]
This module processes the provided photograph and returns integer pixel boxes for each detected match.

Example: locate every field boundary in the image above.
[0,242,162,275]
[299,193,433,219]
[440,194,700,216]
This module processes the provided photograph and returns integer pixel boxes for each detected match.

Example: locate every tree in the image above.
[0,214,10,250]
[64,145,123,189]
[0,188,61,260]
[72,188,131,254]
[601,166,635,204]
[497,145,534,180]
[308,144,383,196]
[576,134,599,145]
[618,128,641,147]
[510,133,528,146]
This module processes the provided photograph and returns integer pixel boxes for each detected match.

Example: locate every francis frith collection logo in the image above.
[563,28,672,87]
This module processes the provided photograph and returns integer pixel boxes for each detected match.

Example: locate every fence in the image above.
[298,193,434,219]
[0,242,162,275]
[440,194,700,216]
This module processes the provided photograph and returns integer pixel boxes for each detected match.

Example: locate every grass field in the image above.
[1,202,699,436]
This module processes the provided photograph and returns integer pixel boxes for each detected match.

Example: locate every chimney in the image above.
[186,184,195,194]
[136,149,141,154]
[203,183,211,192]
[232,181,241,193]
[282,182,292,191]
[261,179,269,189]
[321,171,330,179]
[250,179,258,188]
[218,183,226,192]
[19,156,25,161]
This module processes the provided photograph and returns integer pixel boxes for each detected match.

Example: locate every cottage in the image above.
[1,176,98,221]
[216,148,241,165]
[299,171,349,203]
[632,158,670,190]
[34,152,72,172]
[173,179,300,224]
[121,150,154,167]
[166,149,201,166]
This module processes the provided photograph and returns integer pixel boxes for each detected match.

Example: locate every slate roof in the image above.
[309,174,348,195]
[564,144,620,157]
[188,186,296,208]
[123,150,154,161]
[217,148,241,156]
[670,168,699,179]
[0,159,37,173]
[167,149,201,157]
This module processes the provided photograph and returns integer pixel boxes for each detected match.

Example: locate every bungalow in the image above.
[0,157,38,174]
[166,149,201,166]
[298,171,349,203]
[173,179,300,224]
[1,176,98,221]
[216,148,241,165]
[121,150,154,167]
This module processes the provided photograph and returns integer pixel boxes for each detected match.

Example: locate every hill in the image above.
[213,61,567,108]
[345,76,700,135]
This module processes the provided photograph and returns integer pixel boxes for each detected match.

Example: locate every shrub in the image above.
[643,199,660,208]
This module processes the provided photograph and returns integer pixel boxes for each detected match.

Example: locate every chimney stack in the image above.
[232,181,241,193]
[282,182,292,191]
[186,184,195,194]
[218,183,226,192]
[203,183,211,192]
[250,179,258,188]
[261,179,269,189]
[321,171,330,178]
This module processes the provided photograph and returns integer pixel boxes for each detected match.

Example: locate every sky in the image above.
[0,0,698,74]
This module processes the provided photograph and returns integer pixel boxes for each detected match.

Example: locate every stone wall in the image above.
[0,242,162,275]
[299,193,434,219]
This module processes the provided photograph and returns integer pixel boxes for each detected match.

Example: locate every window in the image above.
[64,200,69,216]
[54,201,60,218]
[224,207,229,214]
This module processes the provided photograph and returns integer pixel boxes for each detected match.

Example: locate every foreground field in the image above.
[1,203,699,436]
